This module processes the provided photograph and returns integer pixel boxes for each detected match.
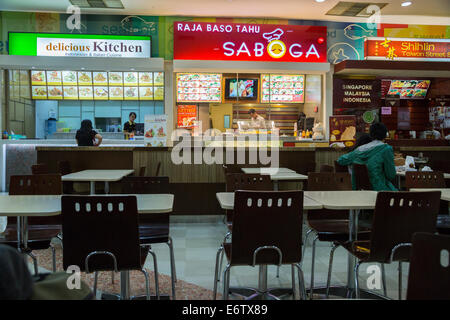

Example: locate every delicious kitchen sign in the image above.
[9,32,151,58]
[364,37,449,62]
[173,22,327,63]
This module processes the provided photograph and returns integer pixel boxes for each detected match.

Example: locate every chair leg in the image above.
[309,234,319,300]
[218,247,225,283]
[166,237,176,300]
[354,262,361,299]
[302,228,314,263]
[398,261,402,300]
[51,245,57,272]
[111,271,114,284]
[167,237,177,283]
[213,246,224,300]
[93,271,98,297]
[291,264,296,299]
[148,249,160,300]
[326,243,339,299]
[381,263,387,297]
[276,265,280,278]
[222,265,231,300]
[141,269,151,300]
[26,251,39,276]
[295,263,307,300]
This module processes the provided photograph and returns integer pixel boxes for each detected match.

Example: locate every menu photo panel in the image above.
[139,72,153,86]
[109,86,124,100]
[124,87,138,100]
[46,71,62,86]
[31,86,47,99]
[153,72,164,86]
[93,86,109,100]
[177,73,222,103]
[108,72,123,86]
[47,86,63,100]
[93,72,108,86]
[78,86,94,100]
[62,71,77,86]
[63,86,79,100]
[261,74,305,103]
[139,87,154,100]
[123,72,138,86]
[78,71,93,86]
[154,87,164,101]
[31,70,46,86]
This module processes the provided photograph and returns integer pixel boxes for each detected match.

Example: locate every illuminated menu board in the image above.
[385,79,430,99]
[261,74,305,103]
[30,71,165,101]
[177,73,221,103]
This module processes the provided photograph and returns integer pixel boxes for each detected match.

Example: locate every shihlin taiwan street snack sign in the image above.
[364,37,449,62]
[173,22,327,63]
[8,33,151,58]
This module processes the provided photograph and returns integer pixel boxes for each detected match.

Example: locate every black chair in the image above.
[213,190,306,300]
[2,174,62,275]
[331,191,441,299]
[120,176,176,300]
[353,164,373,190]
[406,232,450,300]
[61,195,151,300]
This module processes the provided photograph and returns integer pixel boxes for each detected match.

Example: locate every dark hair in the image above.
[369,122,388,141]
[248,109,256,114]
[79,119,93,132]
[352,133,372,150]
[129,112,137,118]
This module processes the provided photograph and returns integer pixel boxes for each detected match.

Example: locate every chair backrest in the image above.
[155,162,161,176]
[319,164,334,173]
[9,174,62,225]
[120,176,169,194]
[368,191,441,263]
[353,163,373,190]
[405,171,446,190]
[225,173,272,192]
[57,161,72,175]
[231,190,304,265]
[334,160,348,173]
[138,166,146,177]
[31,163,49,175]
[61,196,141,272]
[406,232,450,300]
[307,172,352,191]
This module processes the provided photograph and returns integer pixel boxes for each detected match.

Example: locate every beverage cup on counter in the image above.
[409,131,416,139]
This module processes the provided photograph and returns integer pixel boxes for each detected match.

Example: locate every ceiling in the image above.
[0,0,449,25]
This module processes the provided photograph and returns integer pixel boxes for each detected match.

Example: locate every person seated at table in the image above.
[76,119,102,147]
[337,122,397,191]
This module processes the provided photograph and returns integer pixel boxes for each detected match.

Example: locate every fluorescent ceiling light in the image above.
[401,1,412,6]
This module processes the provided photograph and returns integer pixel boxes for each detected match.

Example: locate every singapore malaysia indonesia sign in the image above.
[173,22,327,63]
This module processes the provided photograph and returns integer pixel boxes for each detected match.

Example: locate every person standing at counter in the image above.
[337,122,397,191]
[123,112,137,134]
[248,109,266,129]
[76,119,102,147]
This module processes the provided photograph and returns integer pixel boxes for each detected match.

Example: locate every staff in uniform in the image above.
[123,112,137,134]
[248,109,266,129]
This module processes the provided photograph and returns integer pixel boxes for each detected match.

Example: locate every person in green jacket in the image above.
[337,122,398,191]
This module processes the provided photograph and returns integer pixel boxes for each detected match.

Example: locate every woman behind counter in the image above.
[76,119,102,147]
[123,112,137,134]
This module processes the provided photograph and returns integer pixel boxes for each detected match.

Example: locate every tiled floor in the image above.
[143,215,410,300]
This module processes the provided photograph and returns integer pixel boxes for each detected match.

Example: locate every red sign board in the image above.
[177,105,197,128]
[364,37,449,62]
[174,22,327,63]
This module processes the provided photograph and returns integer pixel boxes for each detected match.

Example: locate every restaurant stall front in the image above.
[171,21,331,148]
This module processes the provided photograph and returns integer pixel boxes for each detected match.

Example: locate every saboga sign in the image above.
[173,22,327,63]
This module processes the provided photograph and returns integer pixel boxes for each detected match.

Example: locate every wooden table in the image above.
[0,193,174,300]
[216,191,322,300]
[62,169,134,194]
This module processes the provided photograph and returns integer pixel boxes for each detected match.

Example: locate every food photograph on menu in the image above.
[62,71,77,86]
[46,71,62,85]
[78,86,94,100]
[31,71,46,86]
[31,86,47,99]
[139,87,154,100]
[93,86,109,100]
[388,79,430,99]
[109,86,124,100]
[93,72,108,86]
[154,87,164,100]
[47,86,63,100]
[177,73,222,102]
[124,72,138,86]
[261,74,305,103]
[124,87,138,100]
[78,71,93,86]
[139,72,153,86]
[153,72,164,86]
[63,86,78,100]
[108,72,123,86]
